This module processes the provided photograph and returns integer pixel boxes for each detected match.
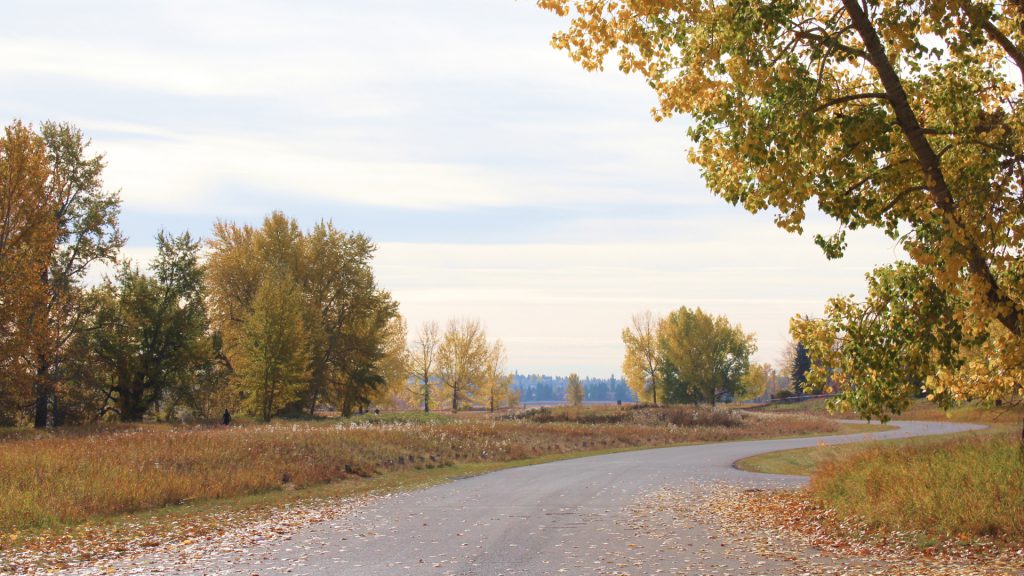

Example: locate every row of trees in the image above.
[405,318,515,412]
[513,373,636,403]
[0,120,419,425]
[620,308,756,406]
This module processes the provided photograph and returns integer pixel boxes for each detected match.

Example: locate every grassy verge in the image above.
[737,424,1023,542]
[812,432,1023,540]
[0,405,837,534]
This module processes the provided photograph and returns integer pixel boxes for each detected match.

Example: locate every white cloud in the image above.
[88,115,705,213]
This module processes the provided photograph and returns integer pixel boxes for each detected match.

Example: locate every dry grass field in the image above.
[0,405,837,532]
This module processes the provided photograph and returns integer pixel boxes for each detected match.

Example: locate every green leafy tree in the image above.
[658,307,756,406]
[236,269,309,422]
[539,0,1024,416]
[739,363,770,402]
[78,232,211,421]
[565,372,585,407]
[206,213,397,418]
[792,262,964,420]
[301,221,398,416]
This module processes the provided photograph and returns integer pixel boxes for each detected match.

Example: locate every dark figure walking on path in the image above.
[222,409,231,426]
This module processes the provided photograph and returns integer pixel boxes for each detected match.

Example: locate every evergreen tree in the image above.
[791,343,811,396]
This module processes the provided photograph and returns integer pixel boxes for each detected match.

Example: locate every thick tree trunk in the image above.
[841,0,1022,338]
[117,380,147,422]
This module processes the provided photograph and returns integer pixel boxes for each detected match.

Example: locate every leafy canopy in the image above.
[0,122,54,421]
[659,306,756,405]
[80,232,211,422]
[540,0,1024,415]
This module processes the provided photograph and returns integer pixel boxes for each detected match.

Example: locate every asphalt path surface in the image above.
[107,420,984,576]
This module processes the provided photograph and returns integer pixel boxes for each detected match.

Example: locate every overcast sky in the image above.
[3,0,902,377]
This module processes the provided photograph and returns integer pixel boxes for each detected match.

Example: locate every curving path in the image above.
[102,420,983,576]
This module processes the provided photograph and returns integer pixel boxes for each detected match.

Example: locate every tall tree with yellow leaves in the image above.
[540,0,1024,417]
[0,121,56,423]
[479,340,511,413]
[235,269,309,422]
[438,318,489,412]
[407,320,441,412]
[206,213,398,418]
[367,315,409,410]
[659,307,756,407]
[565,372,585,407]
[621,311,663,405]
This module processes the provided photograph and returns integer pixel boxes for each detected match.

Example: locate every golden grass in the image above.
[0,407,837,532]
[811,432,1024,540]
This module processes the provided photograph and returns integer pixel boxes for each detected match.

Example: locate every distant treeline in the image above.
[512,374,637,403]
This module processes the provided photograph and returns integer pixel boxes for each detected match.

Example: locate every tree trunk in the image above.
[117,379,147,422]
[52,393,64,427]
[33,390,48,428]
[33,361,49,428]
[308,388,319,416]
[841,0,1021,338]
